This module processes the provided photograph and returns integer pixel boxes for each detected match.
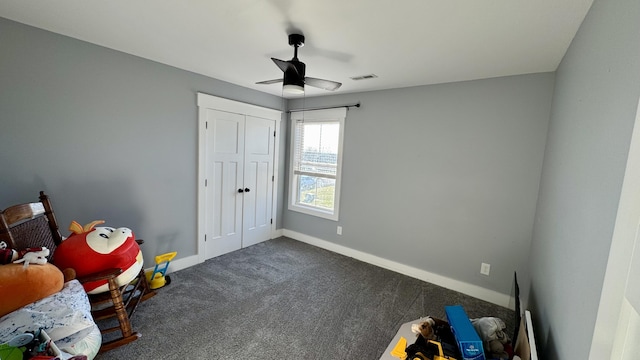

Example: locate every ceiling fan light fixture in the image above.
[283,84,305,94]
[257,33,340,93]
[283,66,304,94]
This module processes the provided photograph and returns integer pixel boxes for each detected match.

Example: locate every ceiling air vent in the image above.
[350,74,378,81]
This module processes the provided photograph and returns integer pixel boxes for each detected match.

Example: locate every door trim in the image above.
[589,96,640,358]
[196,93,282,263]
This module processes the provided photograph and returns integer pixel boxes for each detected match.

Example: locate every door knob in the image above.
[237,188,244,193]
[244,188,250,193]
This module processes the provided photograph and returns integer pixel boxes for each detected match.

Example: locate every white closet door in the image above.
[198,93,281,262]
[207,109,244,258]
[242,116,275,247]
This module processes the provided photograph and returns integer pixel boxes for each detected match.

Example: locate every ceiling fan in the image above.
[256,34,342,94]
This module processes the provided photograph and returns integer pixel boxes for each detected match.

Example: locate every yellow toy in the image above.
[390,336,408,359]
[427,340,455,360]
[145,252,177,290]
[390,336,456,360]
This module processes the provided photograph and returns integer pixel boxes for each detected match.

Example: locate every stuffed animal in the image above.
[53,220,144,294]
[13,248,50,268]
[0,242,63,318]
[0,263,64,317]
[471,317,511,360]
[0,241,17,264]
[411,317,437,341]
[0,242,50,268]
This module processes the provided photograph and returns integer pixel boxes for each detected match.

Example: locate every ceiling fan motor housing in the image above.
[284,60,305,87]
[288,34,305,47]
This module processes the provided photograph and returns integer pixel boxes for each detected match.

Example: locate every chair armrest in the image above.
[76,268,123,284]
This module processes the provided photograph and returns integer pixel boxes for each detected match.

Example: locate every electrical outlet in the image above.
[337,226,342,235]
[480,263,491,276]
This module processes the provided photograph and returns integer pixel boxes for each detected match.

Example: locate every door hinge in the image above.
[206,121,208,129]
[270,219,273,224]
[274,131,276,137]
[205,234,207,242]
[205,179,207,187]
[272,175,274,181]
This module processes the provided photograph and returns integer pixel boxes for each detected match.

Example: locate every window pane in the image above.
[300,123,339,177]
[296,175,335,210]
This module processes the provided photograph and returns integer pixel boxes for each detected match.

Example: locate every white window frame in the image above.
[288,108,346,221]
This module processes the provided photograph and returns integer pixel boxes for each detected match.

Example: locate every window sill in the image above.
[288,204,339,221]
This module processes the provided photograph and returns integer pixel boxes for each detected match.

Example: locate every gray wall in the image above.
[284,73,554,296]
[0,18,283,267]
[7,3,639,355]
[528,0,640,358]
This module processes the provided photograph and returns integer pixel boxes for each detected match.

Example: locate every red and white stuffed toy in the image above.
[54,220,144,294]
[0,241,50,268]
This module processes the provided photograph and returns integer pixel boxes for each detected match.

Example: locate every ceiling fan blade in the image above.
[304,77,342,91]
[256,79,283,85]
[272,58,296,74]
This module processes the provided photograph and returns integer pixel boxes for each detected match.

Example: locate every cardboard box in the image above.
[445,305,485,360]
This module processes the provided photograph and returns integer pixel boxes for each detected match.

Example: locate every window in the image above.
[289,108,346,221]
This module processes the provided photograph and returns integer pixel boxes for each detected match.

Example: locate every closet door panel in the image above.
[243,116,275,247]
[207,110,244,258]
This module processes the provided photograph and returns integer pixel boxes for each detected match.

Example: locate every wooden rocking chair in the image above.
[0,191,156,352]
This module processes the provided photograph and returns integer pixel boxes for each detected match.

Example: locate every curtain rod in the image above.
[287,103,361,113]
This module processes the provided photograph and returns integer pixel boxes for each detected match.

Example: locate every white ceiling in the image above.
[0,0,593,98]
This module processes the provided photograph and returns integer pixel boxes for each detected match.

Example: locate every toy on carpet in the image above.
[391,316,460,360]
[411,316,437,341]
[390,336,408,359]
[145,251,177,290]
[410,316,456,345]
[53,220,144,294]
[391,336,455,360]
[471,317,512,360]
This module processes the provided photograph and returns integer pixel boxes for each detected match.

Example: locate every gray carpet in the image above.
[96,237,513,359]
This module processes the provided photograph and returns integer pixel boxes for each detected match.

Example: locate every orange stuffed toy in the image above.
[0,242,64,317]
[54,220,144,294]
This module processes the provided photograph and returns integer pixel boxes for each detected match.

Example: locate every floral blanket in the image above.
[0,279,96,348]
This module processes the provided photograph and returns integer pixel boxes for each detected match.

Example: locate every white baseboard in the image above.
[150,229,284,275]
[282,229,512,308]
[155,229,511,307]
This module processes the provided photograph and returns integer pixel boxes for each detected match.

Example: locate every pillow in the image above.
[60,324,101,359]
[0,263,63,317]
